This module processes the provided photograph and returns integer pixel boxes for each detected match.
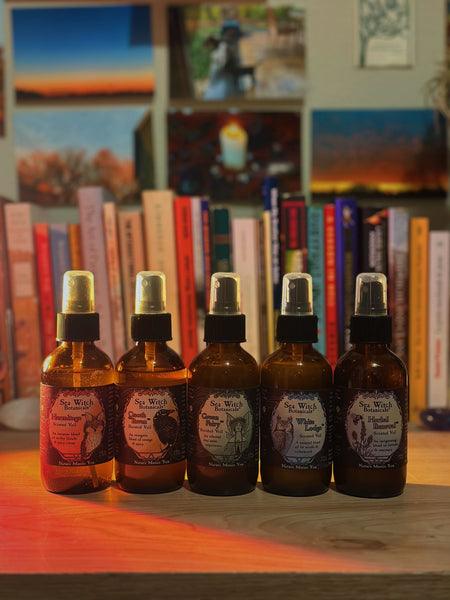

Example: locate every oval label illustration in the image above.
[123,389,179,461]
[271,392,327,466]
[345,390,402,465]
[49,389,105,461]
[198,391,253,463]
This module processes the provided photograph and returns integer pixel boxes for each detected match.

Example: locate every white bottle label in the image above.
[271,392,327,466]
[345,390,403,465]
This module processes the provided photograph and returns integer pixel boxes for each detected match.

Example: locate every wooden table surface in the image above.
[0,427,449,599]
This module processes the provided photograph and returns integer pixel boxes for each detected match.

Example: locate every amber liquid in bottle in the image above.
[40,271,114,494]
[261,273,332,496]
[115,272,187,493]
[333,273,408,498]
[188,342,260,495]
[187,273,260,496]
[115,341,186,493]
[261,343,332,495]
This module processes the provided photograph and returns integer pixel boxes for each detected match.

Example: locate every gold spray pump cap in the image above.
[354,272,387,317]
[281,273,313,316]
[135,271,166,314]
[131,271,172,342]
[61,270,95,314]
[276,272,317,343]
[204,272,245,342]
[57,270,99,342]
[350,272,391,344]
[209,272,241,315]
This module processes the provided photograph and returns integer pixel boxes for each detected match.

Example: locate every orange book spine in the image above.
[408,217,429,423]
[0,198,15,403]
[34,223,56,357]
[68,223,83,270]
[174,196,198,367]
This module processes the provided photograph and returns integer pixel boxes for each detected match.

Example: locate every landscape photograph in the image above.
[14,106,150,206]
[311,108,447,198]
[12,5,154,104]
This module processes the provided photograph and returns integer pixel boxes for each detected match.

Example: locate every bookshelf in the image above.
[0,426,449,599]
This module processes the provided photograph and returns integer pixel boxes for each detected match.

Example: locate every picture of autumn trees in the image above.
[14,107,149,206]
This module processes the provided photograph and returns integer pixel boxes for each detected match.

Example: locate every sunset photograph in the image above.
[311,109,447,198]
[12,5,154,103]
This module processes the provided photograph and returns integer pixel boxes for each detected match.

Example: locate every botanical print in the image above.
[168,110,301,201]
[12,5,154,104]
[14,106,150,205]
[355,0,414,67]
[311,109,447,198]
[169,3,306,100]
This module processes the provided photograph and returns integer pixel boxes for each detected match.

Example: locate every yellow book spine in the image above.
[408,217,429,423]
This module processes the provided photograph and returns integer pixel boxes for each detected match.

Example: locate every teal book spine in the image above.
[307,205,326,356]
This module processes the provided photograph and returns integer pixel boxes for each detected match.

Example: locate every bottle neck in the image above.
[352,342,389,353]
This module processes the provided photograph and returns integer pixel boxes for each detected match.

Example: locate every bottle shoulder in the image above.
[116,343,185,372]
[261,346,332,389]
[189,344,259,387]
[42,343,114,373]
[334,345,407,388]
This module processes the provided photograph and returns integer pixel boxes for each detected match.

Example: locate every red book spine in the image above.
[324,205,339,367]
[34,223,56,357]
[174,196,199,367]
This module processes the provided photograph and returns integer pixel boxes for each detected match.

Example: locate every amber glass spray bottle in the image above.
[260,273,332,496]
[115,271,186,493]
[333,273,408,498]
[40,271,115,494]
[187,272,260,496]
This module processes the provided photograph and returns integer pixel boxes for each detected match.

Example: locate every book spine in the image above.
[141,190,181,355]
[210,206,232,273]
[174,196,198,367]
[77,187,114,361]
[201,198,212,312]
[103,202,126,361]
[68,223,83,270]
[359,207,388,273]
[306,205,326,356]
[408,217,429,423]
[4,202,42,397]
[0,198,15,403]
[280,196,308,274]
[261,177,278,355]
[34,223,56,358]
[335,197,359,354]
[191,196,207,352]
[231,217,262,364]
[48,223,71,313]
[117,210,146,349]
[427,231,449,408]
[387,207,409,366]
[323,204,339,367]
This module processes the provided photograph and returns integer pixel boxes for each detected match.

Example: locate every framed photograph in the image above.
[169,3,306,101]
[14,106,151,206]
[311,109,447,198]
[168,109,301,201]
[355,0,414,68]
[12,4,154,104]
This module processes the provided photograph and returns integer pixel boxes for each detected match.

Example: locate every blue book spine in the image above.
[334,197,359,354]
[307,205,326,356]
[49,223,71,312]
[261,176,281,311]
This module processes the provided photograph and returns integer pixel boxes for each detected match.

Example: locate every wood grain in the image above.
[0,428,449,599]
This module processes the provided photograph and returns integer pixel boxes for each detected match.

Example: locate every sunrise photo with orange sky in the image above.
[12,5,154,103]
[311,109,447,198]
